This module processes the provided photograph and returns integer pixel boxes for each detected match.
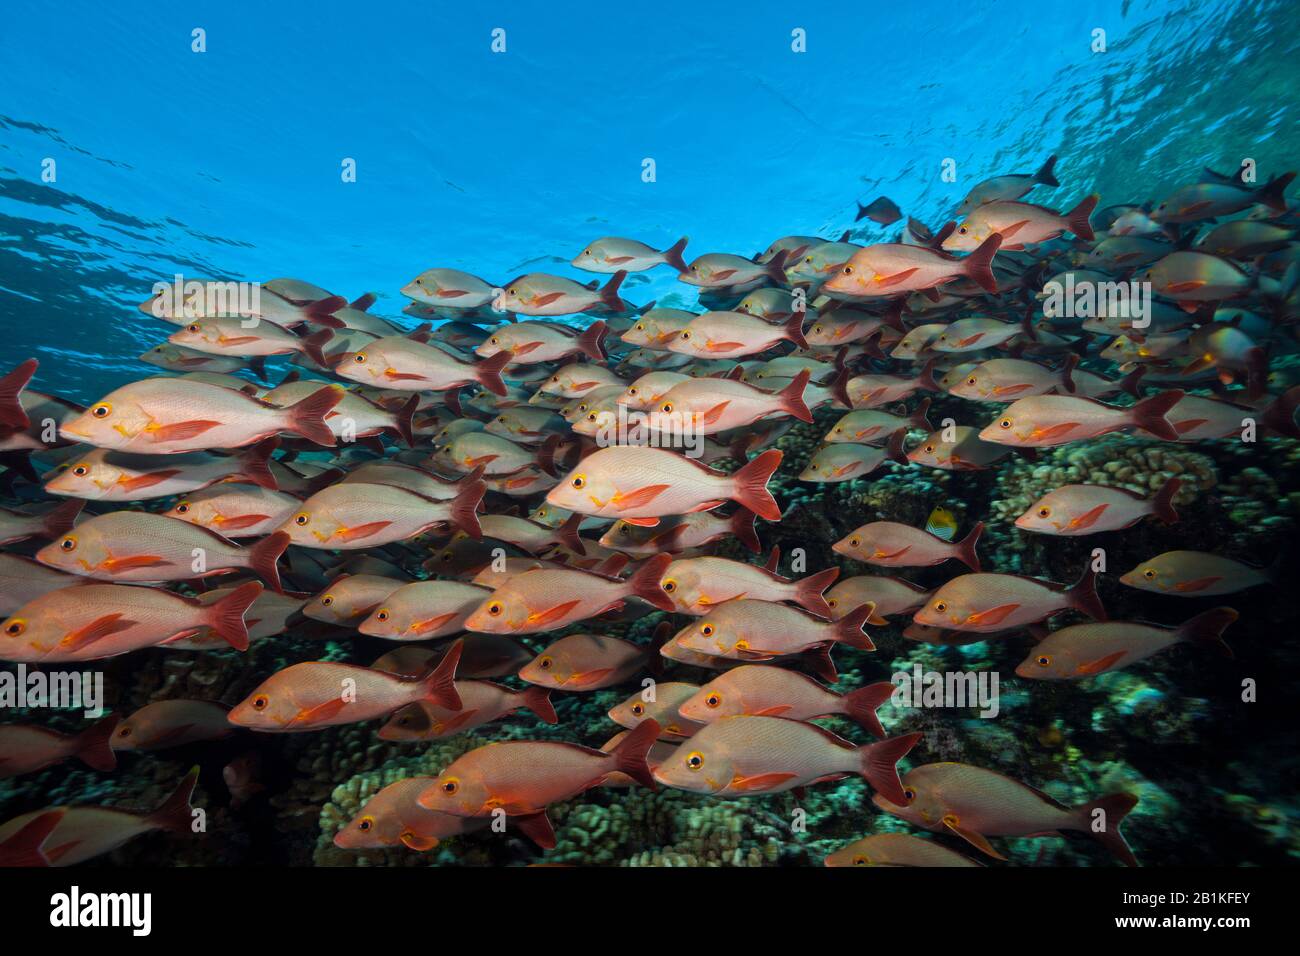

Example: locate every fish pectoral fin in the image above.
[117,470,183,492]
[704,341,745,353]
[399,831,439,851]
[1166,280,1206,293]
[526,599,582,627]
[1030,422,1079,442]
[942,815,1007,860]
[213,513,272,530]
[532,292,564,307]
[612,483,671,511]
[752,705,794,717]
[146,420,221,442]
[410,611,459,635]
[337,521,393,542]
[100,554,169,573]
[701,401,731,425]
[60,613,138,650]
[965,603,1021,628]
[1067,504,1109,530]
[510,341,543,355]
[1174,576,1222,593]
[997,220,1031,239]
[729,772,799,792]
[295,697,348,725]
[1075,650,1128,675]
[565,668,614,688]
[873,268,919,288]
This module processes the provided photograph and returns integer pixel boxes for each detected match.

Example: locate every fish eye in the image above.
[321,595,334,606]
[376,609,390,622]
[508,289,516,297]
[804,256,813,264]
[705,693,721,708]
[91,403,112,418]
[59,536,77,552]
[252,695,269,710]
[1035,655,1052,667]
[1037,506,1051,518]
[441,778,459,794]
[958,227,968,234]
[903,788,916,802]
[73,465,88,476]
[294,513,310,526]
[538,655,553,669]
[842,266,853,275]
[187,323,200,333]
[661,402,674,414]
[700,623,715,636]
[634,324,644,331]
[490,336,498,345]
[628,387,638,395]
[924,444,935,453]
[630,703,645,717]
[849,536,861,548]
[571,474,586,489]
[487,602,504,617]
[966,376,977,385]
[998,419,1012,429]
[354,353,366,363]
[586,413,597,422]
[852,855,869,866]
[680,332,690,340]
[175,502,189,514]
[358,817,374,831]
[686,752,705,770]
[4,619,25,636]
[1143,568,1157,579]
[662,579,676,592]
[934,601,947,612]
[117,726,132,738]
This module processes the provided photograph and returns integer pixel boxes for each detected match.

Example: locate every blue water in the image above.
[1,0,1297,402]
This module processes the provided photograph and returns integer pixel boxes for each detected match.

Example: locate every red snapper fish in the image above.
[912,566,1106,632]
[821,235,1002,296]
[652,715,922,805]
[60,378,342,453]
[943,195,1098,251]
[0,715,118,779]
[332,335,511,395]
[833,520,983,572]
[494,271,628,315]
[572,236,689,273]
[1015,478,1181,535]
[334,777,487,851]
[276,479,484,549]
[976,391,1183,446]
[545,446,784,524]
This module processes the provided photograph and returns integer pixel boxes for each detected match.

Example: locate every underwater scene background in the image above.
[0,0,1297,867]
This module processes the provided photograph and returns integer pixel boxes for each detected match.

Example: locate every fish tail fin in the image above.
[246,531,289,594]
[834,602,879,650]
[0,810,65,866]
[238,436,280,490]
[449,479,486,540]
[1078,792,1140,867]
[778,368,813,422]
[955,521,984,572]
[418,638,463,710]
[783,310,809,350]
[1067,563,1107,621]
[350,292,376,311]
[730,507,761,553]
[41,498,84,540]
[1176,606,1237,658]
[205,580,261,651]
[285,385,344,446]
[599,270,628,312]
[474,349,512,396]
[627,553,675,611]
[1150,477,1181,524]
[915,357,941,394]
[879,300,907,332]
[1035,154,1060,187]
[576,320,608,362]
[884,427,909,466]
[859,731,923,805]
[965,234,1003,293]
[841,681,895,739]
[555,512,586,555]
[1117,364,1146,399]
[1065,193,1100,242]
[520,685,558,725]
[75,713,121,771]
[730,449,783,521]
[305,295,348,328]
[803,644,839,683]
[765,248,791,285]
[908,396,933,431]
[794,566,840,617]
[830,367,853,409]
[392,394,419,448]
[1129,389,1184,441]
[148,766,200,834]
[0,358,37,430]
[1262,385,1300,439]
[662,236,689,272]
[300,328,334,367]
[1255,170,1295,213]
[609,717,660,790]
